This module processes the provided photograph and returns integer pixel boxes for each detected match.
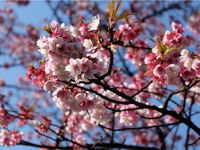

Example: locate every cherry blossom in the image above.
[1,1,200,150]
[0,129,23,146]
[0,108,15,128]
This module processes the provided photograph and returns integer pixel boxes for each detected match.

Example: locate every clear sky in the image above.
[1,1,51,150]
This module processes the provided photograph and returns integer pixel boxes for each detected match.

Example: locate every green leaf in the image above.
[157,40,180,58]
[157,40,168,58]
[116,10,130,21]
[108,0,115,19]
[114,1,121,16]
[43,25,52,35]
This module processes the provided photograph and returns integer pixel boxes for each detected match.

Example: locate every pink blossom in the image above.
[133,131,150,146]
[192,59,200,77]
[90,104,110,125]
[119,105,138,126]
[32,116,51,133]
[162,22,193,48]
[0,108,15,128]
[50,20,58,29]
[180,68,195,81]
[52,86,70,111]
[171,22,184,33]
[0,129,23,146]
[43,80,57,92]
[81,116,95,131]
[148,82,164,99]
[65,57,98,82]
[165,64,181,84]
[153,64,166,77]
[75,93,93,110]
[188,12,200,34]
[118,24,140,41]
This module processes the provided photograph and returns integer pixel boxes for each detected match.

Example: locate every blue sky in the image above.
[0,1,51,150]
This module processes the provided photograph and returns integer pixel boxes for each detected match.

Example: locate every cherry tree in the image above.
[0,0,200,150]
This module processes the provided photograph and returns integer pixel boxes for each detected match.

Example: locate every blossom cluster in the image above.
[124,22,198,88]
[0,108,15,128]
[32,115,51,134]
[35,16,108,84]
[26,16,116,129]
[25,12,200,149]
[0,97,24,146]
[162,22,193,48]
[0,129,23,146]
[148,48,199,86]
[188,12,200,34]
[116,23,140,42]
[30,20,200,130]
[2,1,200,149]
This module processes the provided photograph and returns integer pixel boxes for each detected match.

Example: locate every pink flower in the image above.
[180,68,195,81]
[192,59,200,77]
[0,129,23,146]
[188,12,200,34]
[153,64,166,77]
[43,80,57,92]
[166,64,181,84]
[52,86,71,111]
[32,116,51,133]
[0,108,15,128]
[65,58,82,78]
[166,64,180,75]
[50,20,58,29]
[119,105,138,126]
[26,64,47,88]
[65,57,99,82]
[90,104,110,125]
[133,131,150,146]
[171,22,184,33]
[162,22,193,48]
[148,82,164,99]
[118,24,140,41]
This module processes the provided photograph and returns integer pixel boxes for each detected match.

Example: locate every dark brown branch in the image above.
[46,0,63,23]
[185,93,196,149]
[99,122,179,131]
[0,84,44,92]
[141,3,181,22]
[117,49,134,76]
[189,137,200,146]
[88,143,159,150]
[137,113,164,120]
[170,125,179,150]
[59,80,130,105]
[163,78,200,109]
[113,40,152,51]
[95,45,114,80]
[19,140,73,150]
[131,80,152,98]
[91,80,200,135]
[156,127,166,150]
